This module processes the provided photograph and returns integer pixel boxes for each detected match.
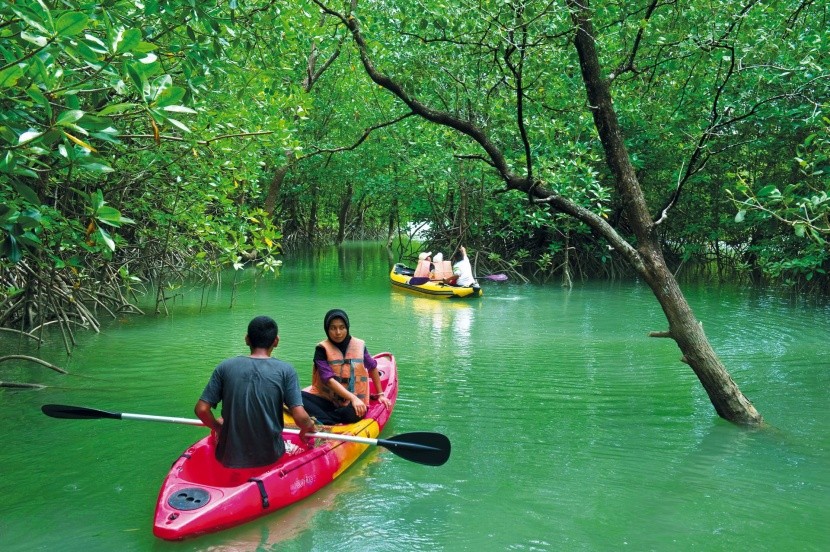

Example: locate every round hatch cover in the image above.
[168,487,211,511]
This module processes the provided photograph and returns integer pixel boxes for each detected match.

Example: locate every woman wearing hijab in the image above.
[301,309,392,425]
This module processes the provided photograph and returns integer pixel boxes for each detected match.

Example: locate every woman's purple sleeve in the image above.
[314,359,335,382]
[364,348,378,371]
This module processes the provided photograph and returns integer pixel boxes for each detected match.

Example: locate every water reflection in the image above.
[391,294,477,358]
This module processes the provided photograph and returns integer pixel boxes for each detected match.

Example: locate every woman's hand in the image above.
[349,394,367,417]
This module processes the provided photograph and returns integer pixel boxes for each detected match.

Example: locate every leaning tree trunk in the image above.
[568,0,761,425]
[644,262,762,423]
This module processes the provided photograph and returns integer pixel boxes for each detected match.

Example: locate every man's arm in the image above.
[194,399,221,432]
[289,405,317,440]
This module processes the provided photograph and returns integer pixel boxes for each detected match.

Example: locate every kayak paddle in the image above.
[41,404,450,466]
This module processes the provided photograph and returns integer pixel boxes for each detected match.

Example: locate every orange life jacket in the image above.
[413,259,432,278]
[431,260,454,280]
[309,337,369,406]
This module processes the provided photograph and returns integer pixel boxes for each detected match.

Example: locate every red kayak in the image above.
[152,352,399,540]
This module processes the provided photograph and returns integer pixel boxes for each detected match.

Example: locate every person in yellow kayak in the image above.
[195,315,316,468]
[451,245,476,286]
[302,309,392,425]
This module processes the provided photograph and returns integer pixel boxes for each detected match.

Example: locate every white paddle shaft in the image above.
[119,412,379,445]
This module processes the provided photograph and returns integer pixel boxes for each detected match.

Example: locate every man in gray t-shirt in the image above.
[195,316,316,468]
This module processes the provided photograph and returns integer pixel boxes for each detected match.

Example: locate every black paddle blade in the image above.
[41,404,121,420]
[377,431,451,466]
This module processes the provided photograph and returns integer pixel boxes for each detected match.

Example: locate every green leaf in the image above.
[148,74,174,103]
[79,162,115,173]
[162,105,197,114]
[26,86,50,115]
[65,122,91,136]
[20,31,48,48]
[98,226,115,251]
[115,28,143,54]
[82,33,108,54]
[10,167,38,179]
[66,40,101,63]
[16,231,41,246]
[18,209,42,227]
[55,12,88,37]
[13,183,41,205]
[91,189,105,211]
[95,206,135,227]
[734,210,746,223]
[134,41,157,54]
[96,206,122,225]
[757,185,779,198]
[56,110,85,126]
[97,103,138,116]
[154,85,186,107]
[125,63,145,96]
[0,65,25,89]
[19,130,43,144]
[1,235,22,263]
[10,5,50,34]
[165,117,191,133]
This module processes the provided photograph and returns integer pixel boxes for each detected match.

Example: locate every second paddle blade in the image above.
[378,431,451,466]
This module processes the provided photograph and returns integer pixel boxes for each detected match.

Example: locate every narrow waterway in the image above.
[2,242,828,551]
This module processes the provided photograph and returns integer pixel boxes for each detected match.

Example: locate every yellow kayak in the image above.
[390,263,482,299]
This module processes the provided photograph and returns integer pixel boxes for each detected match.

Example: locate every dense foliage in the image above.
[1,0,304,338]
[314,0,828,291]
[1,0,828,343]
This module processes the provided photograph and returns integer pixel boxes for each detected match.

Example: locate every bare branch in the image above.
[300,113,416,157]
[118,130,276,145]
[0,327,43,343]
[312,0,519,187]
[611,0,661,81]
[455,154,496,168]
[503,4,534,180]
[0,355,67,374]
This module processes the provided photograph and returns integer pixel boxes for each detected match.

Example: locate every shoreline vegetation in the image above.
[2,236,824,340]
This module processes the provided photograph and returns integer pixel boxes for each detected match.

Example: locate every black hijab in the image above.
[324,308,351,355]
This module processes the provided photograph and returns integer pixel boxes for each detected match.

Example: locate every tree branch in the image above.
[313,0,520,187]
[0,355,67,374]
[503,4,534,180]
[118,130,276,145]
[300,113,416,157]
[610,0,661,81]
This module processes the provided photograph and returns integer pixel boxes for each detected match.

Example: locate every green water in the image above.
[1,243,828,551]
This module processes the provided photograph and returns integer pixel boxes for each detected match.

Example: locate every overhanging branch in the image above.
[300,112,416,158]
[313,0,517,186]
